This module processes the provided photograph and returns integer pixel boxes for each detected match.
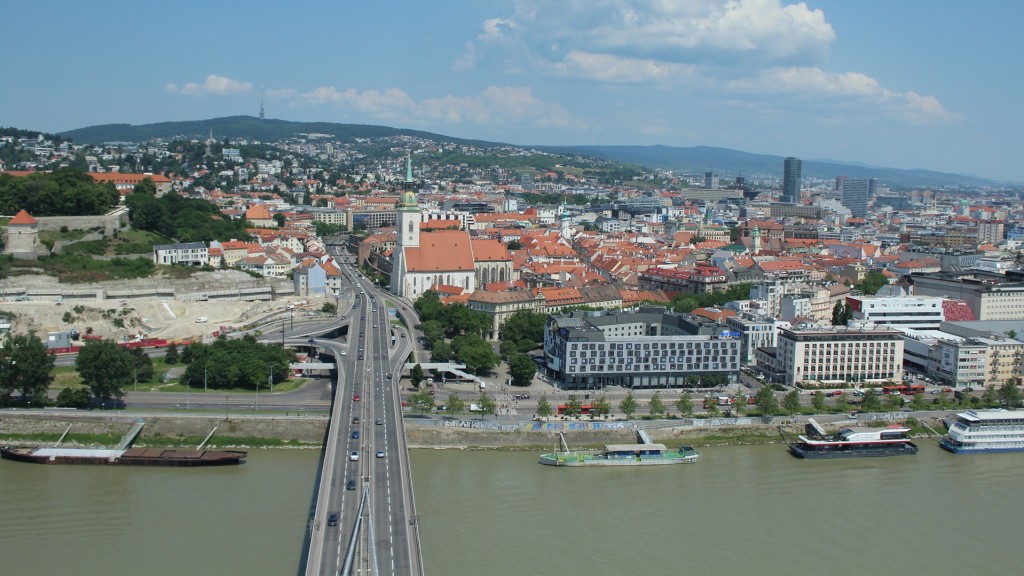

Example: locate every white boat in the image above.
[786,418,918,459]
[941,409,1024,454]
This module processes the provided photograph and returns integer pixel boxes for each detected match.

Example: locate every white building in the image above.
[773,322,904,387]
[847,295,946,331]
[152,242,209,266]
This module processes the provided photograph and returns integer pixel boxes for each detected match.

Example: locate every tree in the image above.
[445,392,466,418]
[410,385,434,414]
[675,394,694,416]
[273,213,286,228]
[499,340,518,360]
[834,391,848,409]
[861,388,882,412]
[882,393,902,412]
[478,391,497,419]
[811,391,826,413]
[998,379,1022,408]
[831,301,846,326]
[498,311,545,348]
[648,391,666,418]
[76,339,133,401]
[564,394,582,417]
[591,394,611,418]
[619,390,638,420]
[855,270,889,295]
[133,177,157,196]
[508,352,536,386]
[0,333,55,405]
[733,393,747,416]
[536,394,553,419]
[410,363,425,388]
[451,334,498,374]
[55,386,92,409]
[164,344,180,365]
[936,390,952,410]
[781,390,801,415]
[909,391,928,411]
[321,302,337,315]
[756,386,780,416]
[705,400,719,417]
[982,386,1000,408]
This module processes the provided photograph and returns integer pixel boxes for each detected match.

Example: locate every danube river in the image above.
[1,444,1020,575]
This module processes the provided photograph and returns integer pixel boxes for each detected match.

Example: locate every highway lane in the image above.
[309,248,422,576]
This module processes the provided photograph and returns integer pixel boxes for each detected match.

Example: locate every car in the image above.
[847,399,860,405]
[942,387,953,393]
[376,450,385,458]
[375,417,383,425]
[349,451,359,461]
[963,387,974,392]
[328,512,338,526]
[351,430,360,439]
[346,480,356,491]
[373,324,378,328]
[853,390,865,397]
[352,417,360,424]
[353,394,360,402]
[386,373,392,379]
[358,355,363,360]
[401,333,406,338]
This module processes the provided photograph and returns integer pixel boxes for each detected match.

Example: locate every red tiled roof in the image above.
[8,209,37,225]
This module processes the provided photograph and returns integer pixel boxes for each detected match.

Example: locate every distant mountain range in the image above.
[60,116,997,188]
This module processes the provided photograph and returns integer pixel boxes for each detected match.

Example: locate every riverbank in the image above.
[0,412,947,451]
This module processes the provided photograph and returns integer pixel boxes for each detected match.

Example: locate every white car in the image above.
[376,450,385,458]
[349,451,359,461]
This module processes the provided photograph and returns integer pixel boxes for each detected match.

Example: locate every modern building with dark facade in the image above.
[782,157,801,203]
[543,307,741,389]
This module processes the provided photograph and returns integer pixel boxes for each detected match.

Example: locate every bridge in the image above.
[298,249,425,575]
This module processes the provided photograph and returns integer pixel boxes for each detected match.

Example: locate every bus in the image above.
[882,384,926,396]
[557,404,594,415]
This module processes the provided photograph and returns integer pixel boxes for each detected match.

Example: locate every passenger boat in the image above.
[940,409,1024,454]
[785,418,918,459]
[538,430,699,467]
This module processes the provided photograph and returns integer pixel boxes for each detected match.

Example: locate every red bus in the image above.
[882,384,926,395]
[557,404,593,415]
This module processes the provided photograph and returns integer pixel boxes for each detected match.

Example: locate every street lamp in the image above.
[185,378,191,411]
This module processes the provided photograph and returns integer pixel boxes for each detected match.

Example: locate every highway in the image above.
[306,250,423,576]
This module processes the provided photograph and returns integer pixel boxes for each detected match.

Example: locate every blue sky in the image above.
[3,1,1021,182]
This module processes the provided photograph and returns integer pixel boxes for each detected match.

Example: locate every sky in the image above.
[2,1,1022,182]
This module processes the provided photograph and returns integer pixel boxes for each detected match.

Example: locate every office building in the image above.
[769,323,904,387]
[837,177,876,218]
[782,157,801,203]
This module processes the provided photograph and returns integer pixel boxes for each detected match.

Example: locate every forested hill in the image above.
[59,116,503,148]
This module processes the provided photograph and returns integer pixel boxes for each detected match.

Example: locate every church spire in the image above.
[398,153,417,210]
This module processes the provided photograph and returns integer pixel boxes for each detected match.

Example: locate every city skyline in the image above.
[2,1,1021,182]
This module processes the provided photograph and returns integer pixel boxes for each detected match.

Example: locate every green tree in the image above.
[128,348,154,383]
[55,386,92,409]
[756,386,780,416]
[451,334,498,374]
[75,339,133,401]
[831,301,845,326]
[410,363,425,388]
[478,391,497,419]
[619,390,638,419]
[564,394,583,417]
[164,344,180,365]
[834,390,848,409]
[782,390,801,415]
[273,213,286,228]
[508,352,536,387]
[498,311,545,347]
[649,391,666,418]
[861,388,882,412]
[536,393,553,419]
[0,333,55,405]
[705,399,720,417]
[982,386,1000,408]
[321,302,337,315]
[675,394,694,416]
[498,339,518,360]
[591,394,611,418]
[445,392,466,418]
[855,270,889,295]
[133,177,157,196]
[811,391,826,413]
[909,391,928,411]
[410,385,434,414]
[936,390,952,410]
[882,392,902,412]
[734,393,747,416]
[998,379,1022,408]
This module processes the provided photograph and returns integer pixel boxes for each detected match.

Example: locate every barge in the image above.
[0,446,247,466]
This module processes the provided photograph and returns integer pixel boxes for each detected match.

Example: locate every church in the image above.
[390,157,514,300]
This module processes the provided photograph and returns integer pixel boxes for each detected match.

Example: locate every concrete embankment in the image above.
[0,413,329,448]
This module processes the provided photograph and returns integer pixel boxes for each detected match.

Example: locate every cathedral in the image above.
[390,157,514,300]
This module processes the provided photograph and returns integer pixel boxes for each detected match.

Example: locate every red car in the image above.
[353,394,360,402]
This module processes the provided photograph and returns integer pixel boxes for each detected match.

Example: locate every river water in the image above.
[1,444,1020,575]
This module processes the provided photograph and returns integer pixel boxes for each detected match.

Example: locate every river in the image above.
[0,444,1020,575]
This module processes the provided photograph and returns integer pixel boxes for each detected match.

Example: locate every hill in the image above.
[59,117,997,188]
[60,115,502,149]
[539,144,997,188]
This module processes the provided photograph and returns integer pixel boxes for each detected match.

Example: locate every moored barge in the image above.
[0,446,247,466]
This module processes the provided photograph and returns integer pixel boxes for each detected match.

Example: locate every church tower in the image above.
[391,154,420,296]
[751,225,762,255]
[559,200,571,241]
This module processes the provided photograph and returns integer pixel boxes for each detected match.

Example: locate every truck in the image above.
[469,404,481,412]
[478,381,486,392]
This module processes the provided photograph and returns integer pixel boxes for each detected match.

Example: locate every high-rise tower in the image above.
[782,157,801,203]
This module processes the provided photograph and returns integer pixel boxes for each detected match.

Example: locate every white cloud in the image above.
[553,50,697,83]
[727,67,959,125]
[166,74,252,96]
[265,88,296,100]
[291,85,574,129]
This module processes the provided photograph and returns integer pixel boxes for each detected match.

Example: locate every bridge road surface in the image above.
[309,253,423,576]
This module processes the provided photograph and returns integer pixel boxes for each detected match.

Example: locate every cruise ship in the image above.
[940,409,1024,454]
